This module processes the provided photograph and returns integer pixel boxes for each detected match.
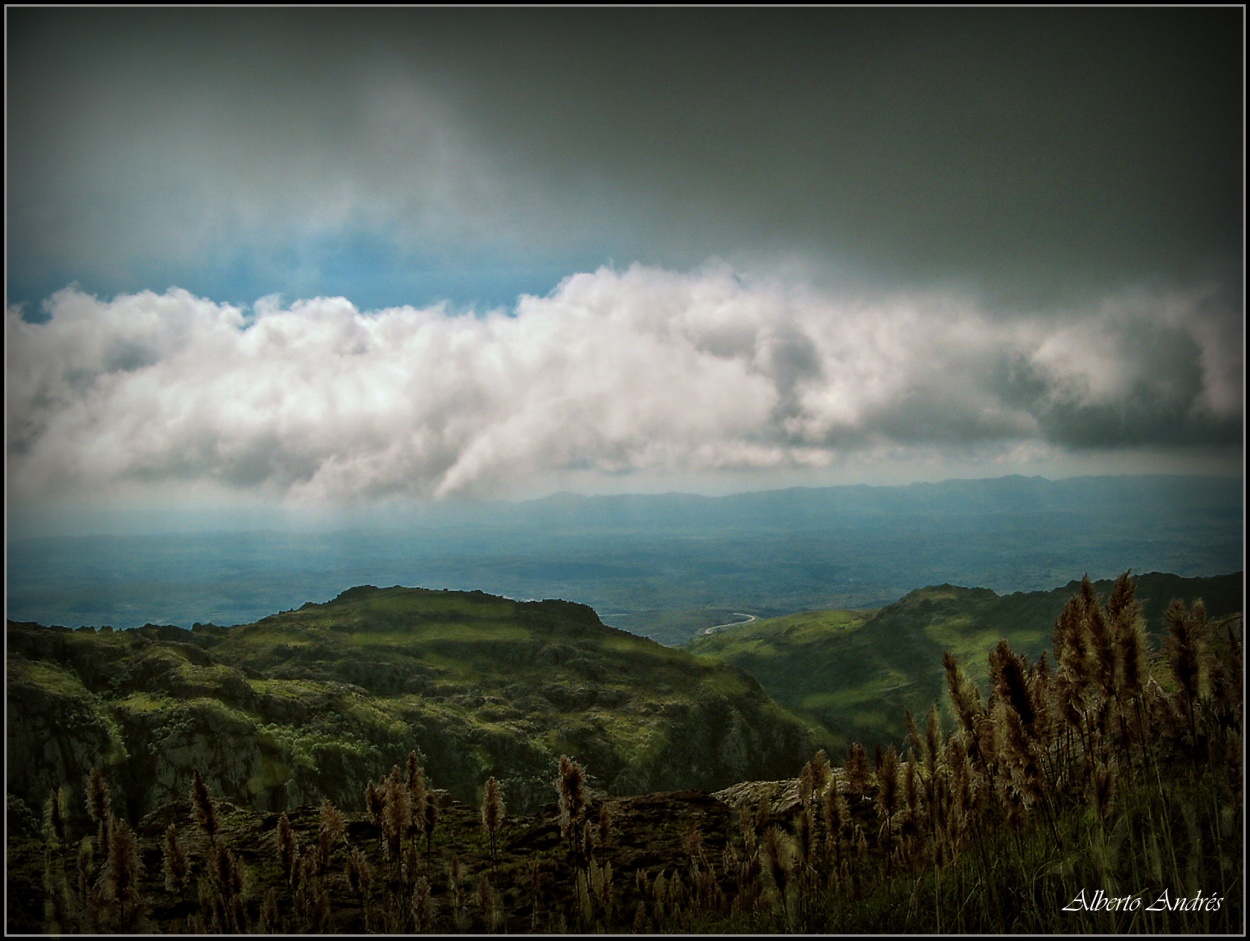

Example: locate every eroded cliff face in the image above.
[7,661,118,825]
[7,591,828,823]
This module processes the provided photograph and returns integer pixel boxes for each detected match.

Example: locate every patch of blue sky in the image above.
[5,243,101,322]
[225,227,629,316]
[7,225,621,321]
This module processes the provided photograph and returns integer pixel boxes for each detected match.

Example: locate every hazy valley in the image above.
[7,474,1242,644]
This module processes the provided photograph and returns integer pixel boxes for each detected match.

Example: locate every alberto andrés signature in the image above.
[1064,888,1224,913]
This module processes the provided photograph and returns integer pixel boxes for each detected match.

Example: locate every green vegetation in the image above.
[9,572,1241,934]
[687,572,1243,752]
[9,658,93,698]
[7,586,830,831]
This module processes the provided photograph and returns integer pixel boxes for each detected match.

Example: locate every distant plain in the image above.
[6,475,1242,645]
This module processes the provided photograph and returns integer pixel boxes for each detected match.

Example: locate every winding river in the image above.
[697,612,757,636]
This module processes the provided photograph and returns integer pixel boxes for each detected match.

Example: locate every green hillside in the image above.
[7,586,832,827]
[686,571,1243,750]
[8,571,1241,935]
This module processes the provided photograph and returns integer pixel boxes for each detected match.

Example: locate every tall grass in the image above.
[29,571,1241,934]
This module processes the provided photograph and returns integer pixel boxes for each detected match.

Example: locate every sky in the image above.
[5,8,1244,534]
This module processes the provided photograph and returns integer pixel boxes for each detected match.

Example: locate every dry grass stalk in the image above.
[1053,592,1088,682]
[1092,759,1115,822]
[876,745,900,871]
[406,750,427,839]
[364,779,383,818]
[162,823,188,896]
[383,764,411,863]
[844,743,871,798]
[260,887,281,933]
[1027,651,1056,748]
[318,798,345,872]
[597,802,613,848]
[738,804,758,855]
[43,787,67,849]
[943,652,985,753]
[753,793,771,835]
[1166,598,1207,763]
[924,704,942,777]
[423,791,440,854]
[902,758,920,821]
[1165,598,1204,704]
[345,846,373,923]
[1108,571,1146,698]
[76,836,94,907]
[412,875,437,932]
[905,708,924,761]
[1207,618,1243,733]
[1080,575,1119,696]
[557,755,588,849]
[581,818,595,865]
[481,776,505,863]
[823,779,849,841]
[98,817,144,932]
[796,802,813,866]
[86,767,111,857]
[190,769,219,844]
[990,640,1036,732]
[277,812,298,885]
[761,825,792,915]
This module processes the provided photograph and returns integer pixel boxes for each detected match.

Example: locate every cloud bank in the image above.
[6,264,1241,506]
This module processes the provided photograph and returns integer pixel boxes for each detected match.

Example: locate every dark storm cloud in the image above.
[1029,317,1235,450]
[429,7,1242,302]
[5,8,1242,506]
[6,7,1242,310]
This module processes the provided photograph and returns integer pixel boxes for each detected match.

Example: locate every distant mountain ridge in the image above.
[502,473,1242,531]
[6,474,1242,643]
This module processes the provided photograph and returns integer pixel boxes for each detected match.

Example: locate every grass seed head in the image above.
[190,769,218,842]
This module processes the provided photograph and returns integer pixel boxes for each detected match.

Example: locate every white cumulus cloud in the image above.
[6,264,1241,506]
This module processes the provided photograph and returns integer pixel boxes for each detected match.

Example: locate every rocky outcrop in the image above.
[6,660,119,830]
